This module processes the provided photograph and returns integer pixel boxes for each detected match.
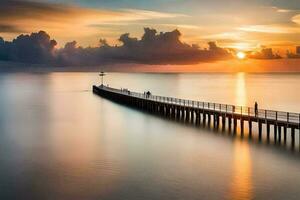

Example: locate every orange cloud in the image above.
[292,14,300,24]
[237,25,300,34]
[0,0,186,45]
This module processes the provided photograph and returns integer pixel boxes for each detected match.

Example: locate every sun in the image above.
[237,52,246,60]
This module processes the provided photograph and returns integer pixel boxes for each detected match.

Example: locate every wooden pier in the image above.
[93,85,300,149]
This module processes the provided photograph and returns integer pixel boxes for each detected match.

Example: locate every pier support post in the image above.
[266,123,270,142]
[291,128,295,148]
[222,115,226,131]
[173,106,177,119]
[207,113,211,127]
[186,108,190,122]
[176,106,180,119]
[228,117,232,131]
[258,121,262,141]
[233,118,237,133]
[158,104,161,114]
[283,126,287,144]
[198,111,201,123]
[278,126,282,144]
[191,110,195,124]
[240,119,244,136]
[213,114,217,129]
[216,114,220,128]
[165,105,168,116]
[249,120,252,138]
[195,110,199,124]
[274,125,277,143]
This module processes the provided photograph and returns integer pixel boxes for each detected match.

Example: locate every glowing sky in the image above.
[1,0,300,54]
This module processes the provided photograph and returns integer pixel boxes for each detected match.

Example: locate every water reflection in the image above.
[46,73,125,198]
[228,141,253,200]
[235,72,247,106]
[1,73,300,200]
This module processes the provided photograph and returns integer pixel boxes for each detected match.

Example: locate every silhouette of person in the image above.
[254,102,258,117]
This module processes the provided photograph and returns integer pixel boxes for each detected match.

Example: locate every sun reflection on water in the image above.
[227,141,253,200]
[235,72,247,106]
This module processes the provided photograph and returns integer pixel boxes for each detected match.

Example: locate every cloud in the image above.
[237,14,300,35]
[287,46,300,58]
[56,28,232,65]
[248,47,281,59]
[237,24,300,34]
[292,14,300,25]
[159,24,202,30]
[0,24,23,33]
[0,30,57,63]
[0,0,187,37]
[0,28,232,66]
[271,6,292,13]
[121,9,188,20]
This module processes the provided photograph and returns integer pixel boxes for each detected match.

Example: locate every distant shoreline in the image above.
[1,59,300,73]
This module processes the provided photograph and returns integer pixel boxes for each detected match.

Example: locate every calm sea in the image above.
[0,72,299,200]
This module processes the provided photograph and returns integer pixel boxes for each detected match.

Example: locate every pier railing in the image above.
[100,85,300,125]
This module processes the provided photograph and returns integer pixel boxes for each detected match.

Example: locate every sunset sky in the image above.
[1,0,300,54]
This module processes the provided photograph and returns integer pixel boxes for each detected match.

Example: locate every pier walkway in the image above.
[93,85,300,148]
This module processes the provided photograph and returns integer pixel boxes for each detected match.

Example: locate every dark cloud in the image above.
[56,28,232,65]
[0,28,233,66]
[0,24,24,33]
[286,46,300,58]
[248,47,281,59]
[0,0,72,21]
[0,30,57,63]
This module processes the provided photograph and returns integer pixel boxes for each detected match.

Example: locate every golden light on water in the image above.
[235,72,247,106]
[228,73,253,200]
[228,141,253,200]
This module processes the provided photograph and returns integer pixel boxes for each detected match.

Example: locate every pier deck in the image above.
[93,85,300,148]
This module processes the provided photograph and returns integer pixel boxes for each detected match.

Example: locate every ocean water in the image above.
[0,72,299,200]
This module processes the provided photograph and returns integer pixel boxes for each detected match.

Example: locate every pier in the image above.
[93,85,300,149]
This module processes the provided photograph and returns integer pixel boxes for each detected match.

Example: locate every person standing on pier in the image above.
[254,102,258,117]
[145,91,151,98]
